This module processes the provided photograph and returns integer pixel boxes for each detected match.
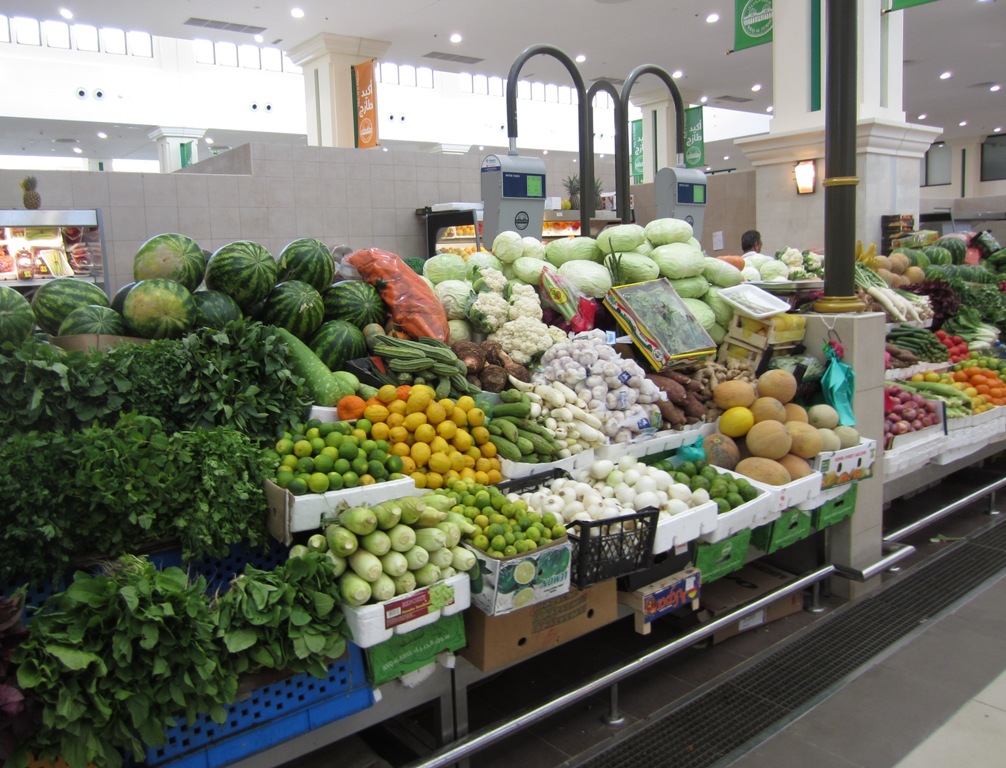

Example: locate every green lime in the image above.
[325,432,345,448]
[490,492,507,511]
[333,458,351,474]
[320,446,339,460]
[305,427,321,441]
[368,448,388,463]
[541,512,558,529]
[504,532,516,545]
[726,492,744,509]
[287,477,308,496]
[327,472,344,491]
[694,459,706,471]
[306,418,322,431]
[700,465,719,482]
[385,455,404,474]
[319,422,337,436]
[295,456,315,474]
[307,472,330,493]
[504,545,518,557]
[739,484,760,502]
[368,460,388,479]
[351,455,369,475]
[472,534,489,551]
[356,419,373,435]
[342,471,360,488]
[313,453,335,474]
[374,439,389,452]
[275,438,295,456]
[678,461,697,477]
[338,442,359,461]
[281,454,300,470]
[715,498,731,514]
[490,535,507,552]
[551,524,566,539]
[689,475,710,492]
[334,421,352,435]
[525,527,541,543]
[674,472,692,485]
[293,439,314,458]
[275,469,295,488]
[310,437,327,454]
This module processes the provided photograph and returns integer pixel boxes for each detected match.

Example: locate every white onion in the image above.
[690,488,710,506]
[606,470,625,487]
[665,499,690,515]
[589,459,615,480]
[633,491,660,511]
[634,475,658,495]
[617,454,638,472]
[615,484,637,505]
[623,468,641,487]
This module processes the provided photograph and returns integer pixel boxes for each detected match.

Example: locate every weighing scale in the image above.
[480,153,547,243]
[654,166,707,240]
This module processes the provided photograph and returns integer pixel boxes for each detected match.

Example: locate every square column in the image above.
[148,127,205,173]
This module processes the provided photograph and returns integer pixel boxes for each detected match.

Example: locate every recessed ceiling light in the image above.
[291,8,305,19]
[723,155,730,160]
[254,34,264,43]
[72,147,83,154]
[97,131,107,139]
[599,154,605,159]
[994,127,1003,133]
[479,145,485,150]
[767,105,774,113]
[991,84,1002,92]
[918,113,927,119]
[575,54,586,63]
[672,70,683,79]
[959,120,968,126]
[205,137,214,144]
[706,13,720,23]
[382,147,388,152]
[939,71,952,80]
[543,150,548,155]
[59,8,73,20]
[751,83,762,92]
[700,96,708,104]
[450,33,462,43]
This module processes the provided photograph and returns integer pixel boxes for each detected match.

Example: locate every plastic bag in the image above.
[821,339,856,426]
[539,266,596,333]
[676,435,705,463]
[345,248,450,342]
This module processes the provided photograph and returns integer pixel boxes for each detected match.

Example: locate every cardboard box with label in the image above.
[697,561,804,644]
[461,579,618,672]
[466,537,572,616]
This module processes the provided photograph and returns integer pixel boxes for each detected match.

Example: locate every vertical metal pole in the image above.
[989,490,1000,516]
[814,0,866,313]
[808,581,826,613]
[603,684,626,726]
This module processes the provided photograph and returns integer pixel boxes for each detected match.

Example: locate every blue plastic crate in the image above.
[143,643,372,768]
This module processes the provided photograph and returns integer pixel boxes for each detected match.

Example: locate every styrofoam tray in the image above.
[342,572,470,649]
[768,471,826,513]
[593,423,713,462]
[796,482,857,511]
[500,449,594,480]
[652,501,719,554]
[882,429,945,481]
[717,284,791,320]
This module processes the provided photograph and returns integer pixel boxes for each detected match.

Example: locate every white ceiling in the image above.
[1,0,1004,168]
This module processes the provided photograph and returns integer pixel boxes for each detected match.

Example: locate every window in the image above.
[73,23,98,51]
[128,30,152,57]
[238,44,260,69]
[381,62,399,85]
[417,67,434,88]
[923,142,952,187]
[12,16,40,46]
[100,27,126,54]
[42,20,69,48]
[399,64,416,87]
[261,47,282,72]
[980,135,1006,182]
[215,41,237,67]
[282,55,300,74]
[0,16,9,43]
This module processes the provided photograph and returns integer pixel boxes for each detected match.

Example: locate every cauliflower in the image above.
[473,266,508,294]
[547,326,568,344]
[489,316,556,365]
[778,247,805,271]
[804,250,824,274]
[506,283,544,321]
[467,291,510,333]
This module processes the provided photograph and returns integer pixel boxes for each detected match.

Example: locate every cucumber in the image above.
[515,435,535,455]
[498,389,525,403]
[488,434,522,461]
[491,401,532,419]
[493,418,520,443]
[519,431,558,455]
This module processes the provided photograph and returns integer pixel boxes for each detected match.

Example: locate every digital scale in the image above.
[480,153,547,243]
[654,166,707,240]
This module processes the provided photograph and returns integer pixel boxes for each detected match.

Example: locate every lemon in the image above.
[414,423,436,444]
[387,412,406,428]
[399,455,416,474]
[370,422,390,441]
[377,384,399,404]
[450,408,469,427]
[466,408,486,427]
[453,430,473,453]
[411,441,432,467]
[429,436,450,455]
[426,402,447,425]
[404,412,428,432]
[360,474,376,485]
[428,451,451,474]
[456,395,476,412]
[411,472,428,489]
[450,451,466,472]
[426,471,444,490]
[479,440,496,459]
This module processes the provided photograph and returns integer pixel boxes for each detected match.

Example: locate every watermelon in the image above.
[204,241,278,312]
[0,284,35,346]
[122,279,196,339]
[277,238,335,292]
[57,304,129,337]
[309,320,367,371]
[192,290,242,330]
[134,233,207,291]
[31,277,111,336]
[922,245,953,266]
[893,247,928,268]
[935,236,968,265]
[261,280,325,339]
[322,280,386,328]
[110,281,137,314]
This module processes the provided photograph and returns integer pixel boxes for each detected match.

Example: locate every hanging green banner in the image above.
[889,0,939,10]
[734,0,773,51]
[684,107,704,169]
[631,119,644,184]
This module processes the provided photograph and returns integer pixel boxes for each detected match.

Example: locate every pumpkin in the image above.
[717,255,746,271]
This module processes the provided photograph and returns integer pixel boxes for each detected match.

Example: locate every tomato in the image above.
[952,336,964,346]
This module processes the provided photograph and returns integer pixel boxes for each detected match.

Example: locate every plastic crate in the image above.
[495,466,570,494]
[142,645,372,768]
[811,484,859,530]
[750,508,812,555]
[691,528,751,584]
[567,508,659,588]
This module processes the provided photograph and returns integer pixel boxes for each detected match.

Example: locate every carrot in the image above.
[345,248,450,342]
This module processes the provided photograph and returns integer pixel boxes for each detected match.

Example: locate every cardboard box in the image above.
[364,612,466,688]
[466,537,572,616]
[698,562,804,644]
[461,580,618,672]
[812,438,877,490]
[49,333,149,353]
[617,566,701,635]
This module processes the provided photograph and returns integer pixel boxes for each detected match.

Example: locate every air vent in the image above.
[971,81,997,89]
[423,51,484,65]
[184,17,267,35]
[714,94,754,103]
[593,76,625,86]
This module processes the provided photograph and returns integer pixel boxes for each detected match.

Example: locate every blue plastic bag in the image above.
[821,339,856,426]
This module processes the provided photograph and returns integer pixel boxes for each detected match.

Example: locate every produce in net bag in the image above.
[345,248,450,342]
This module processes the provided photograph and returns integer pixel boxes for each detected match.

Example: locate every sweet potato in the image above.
[657,399,688,429]
[647,374,689,405]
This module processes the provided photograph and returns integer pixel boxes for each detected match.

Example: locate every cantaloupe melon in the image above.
[817,428,842,452]
[719,406,755,438]
[784,403,809,423]
[807,403,840,429]
[786,421,823,459]
[834,425,860,449]
[713,380,757,409]
[735,457,792,486]
[703,433,741,471]
[750,396,787,423]
[745,420,792,460]
[757,369,798,404]
[778,453,814,479]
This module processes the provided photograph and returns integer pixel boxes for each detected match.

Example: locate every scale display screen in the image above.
[677,182,706,205]
[502,172,545,199]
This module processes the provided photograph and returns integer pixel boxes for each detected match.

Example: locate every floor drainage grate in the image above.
[569,518,1006,768]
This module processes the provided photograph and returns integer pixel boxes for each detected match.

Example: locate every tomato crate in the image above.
[811,483,859,530]
[567,508,659,588]
[141,645,372,768]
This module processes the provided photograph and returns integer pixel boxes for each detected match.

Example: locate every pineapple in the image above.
[21,176,40,210]
[562,175,580,211]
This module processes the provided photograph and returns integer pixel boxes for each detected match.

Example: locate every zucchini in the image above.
[275,327,345,407]
[491,401,532,419]
[514,435,535,455]
[494,418,520,443]
[488,434,522,461]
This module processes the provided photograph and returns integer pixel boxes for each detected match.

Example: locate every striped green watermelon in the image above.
[192,290,243,330]
[31,277,111,336]
[935,236,968,265]
[309,320,367,371]
[134,233,207,291]
[922,245,953,266]
[122,279,196,339]
[204,241,278,312]
[110,282,137,314]
[322,280,386,328]
[0,284,35,346]
[277,238,335,292]
[57,304,129,337]
[262,280,325,340]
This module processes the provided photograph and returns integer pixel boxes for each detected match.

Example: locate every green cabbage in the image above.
[521,236,546,261]
[702,257,744,288]
[597,223,646,254]
[651,243,705,279]
[465,252,502,279]
[644,217,693,246]
[448,318,472,341]
[687,236,703,253]
[545,236,602,266]
[492,230,525,264]
[423,253,467,284]
[742,266,761,282]
[434,279,475,319]
[557,259,613,299]
[708,322,726,344]
[512,256,548,284]
[759,260,790,281]
[635,241,654,256]
[603,252,660,285]
[682,298,715,330]
[703,286,735,327]
[670,275,710,299]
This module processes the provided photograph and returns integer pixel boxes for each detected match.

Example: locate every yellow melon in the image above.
[713,380,757,410]
[757,369,798,404]
[744,420,792,460]
[778,453,814,479]
[703,433,741,471]
[750,396,787,424]
[784,403,808,423]
[718,407,755,438]
[785,421,823,459]
[735,457,792,486]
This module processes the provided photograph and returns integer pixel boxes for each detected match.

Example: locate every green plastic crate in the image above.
[750,508,812,554]
[811,484,859,530]
[364,612,466,688]
[691,529,751,584]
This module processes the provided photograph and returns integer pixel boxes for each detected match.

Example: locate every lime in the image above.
[338,442,359,461]
[504,545,518,557]
[739,485,760,502]
[551,524,566,539]
[689,475,710,492]
[385,455,404,474]
[325,432,345,448]
[275,469,295,488]
[295,456,315,474]
[472,534,490,551]
[474,514,490,530]
[715,498,731,514]
[281,454,300,470]
[356,419,373,435]
[327,472,345,491]
[351,455,369,475]
[308,472,330,493]
[541,512,558,529]
[360,439,377,454]
[504,532,516,545]
[700,465,719,482]
[490,534,507,552]
[674,472,692,485]
[342,471,360,488]
[487,523,505,539]
[306,418,322,431]
[310,437,327,454]
[320,446,339,460]
[275,438,295,456]
[293,439,314,458]
[287,477,308,496]
[513,560,536,584]
[305,427,321,441]
[525,527,541,543]
[313,453,335,474]
[368,448,388,463]
[524,539,537,550]
[694,459,707,471]
[490,493,507,511]
[726,492,744,509]
[678,461,697,477]
[374,439,389,452]
[368,460,388,479]
[333,458,351,474]
[319,422,337,437]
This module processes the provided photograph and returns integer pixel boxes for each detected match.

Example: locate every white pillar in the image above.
[148,127,205,173]
[287,33,390,149]
[629,94,680,183]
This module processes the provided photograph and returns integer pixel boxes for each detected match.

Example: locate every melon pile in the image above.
[702,369,860,486]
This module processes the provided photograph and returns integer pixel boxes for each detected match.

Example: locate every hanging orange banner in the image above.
[352,60,379,149]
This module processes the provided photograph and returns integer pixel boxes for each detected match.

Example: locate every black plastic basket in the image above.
[568,508,659,588]
[496,467,570,495]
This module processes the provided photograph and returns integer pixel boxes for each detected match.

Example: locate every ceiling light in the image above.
[918,113,927,120]
[767,105,774,113]
[751,83,762,92]
[991,84,1002,92]
[479,145,485,150]
[205,137,214,144]
[599,154,605,159]
[959,120,968,126]
[59,8,73,20]
[97,131,107,139]
[700,96,708,104]
[382,147,388,152]
[723,155,730,160]
[72,147,82,154]
[543,150,548,155]
[450,33,462,43]
[575,54,586,63]
[290,8,305,19]
[994,127,1002,133]
[706,13,720,23]
[672,70,683,79]
[254,34,264,43]
[939,71,952,80]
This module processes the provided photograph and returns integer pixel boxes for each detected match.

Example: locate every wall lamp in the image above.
[795,160,817,194]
